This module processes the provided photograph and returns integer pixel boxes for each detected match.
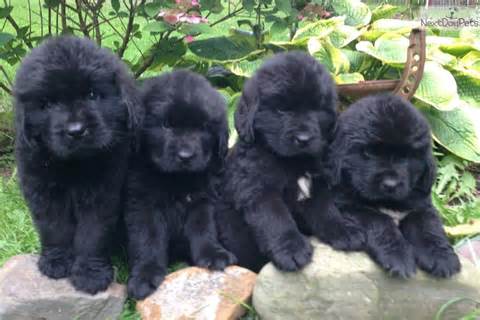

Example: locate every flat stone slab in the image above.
[137,266,256,320]
[253,239,480,320]
[0,254,126,320]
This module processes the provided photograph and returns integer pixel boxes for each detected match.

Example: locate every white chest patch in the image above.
[297,173,312,201]
[379,208,410,226]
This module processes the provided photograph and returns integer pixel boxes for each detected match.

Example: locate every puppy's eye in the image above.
[362,149,374,158]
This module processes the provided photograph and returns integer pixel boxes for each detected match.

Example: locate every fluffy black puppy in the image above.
[13,36,139,294]
[125,70,236,300]
[216,51,337,272]
[308,94,460,278]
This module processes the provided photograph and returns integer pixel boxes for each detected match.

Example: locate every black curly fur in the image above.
[124,70,236,300]
[13,36,139,294]
[216,51,337,272]
[305,94,461,278]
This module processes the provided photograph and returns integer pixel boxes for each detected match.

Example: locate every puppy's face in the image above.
[235,52,337,158]
[255,98,335,157]
[142,72,227,173]
[330,95,434,203]
[14,37,135,159]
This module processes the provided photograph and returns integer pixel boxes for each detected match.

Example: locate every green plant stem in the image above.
[210,6,244,27]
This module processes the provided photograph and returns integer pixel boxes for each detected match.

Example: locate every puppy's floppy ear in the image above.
[116,71,142,151]
[217,118,229,161]
[418,150,436,195]
[326,124,348,187]
[234,85,258,143]
[14,99,37,148]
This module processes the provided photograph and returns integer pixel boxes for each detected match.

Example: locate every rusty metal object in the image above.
[337,28,426,101]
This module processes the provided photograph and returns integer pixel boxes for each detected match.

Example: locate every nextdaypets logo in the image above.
[420,5,480,28]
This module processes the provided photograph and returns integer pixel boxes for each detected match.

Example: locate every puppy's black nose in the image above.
[66,122,87,138]
[294,133,312,147]
[177,149,195,161]
[381,177,399,193]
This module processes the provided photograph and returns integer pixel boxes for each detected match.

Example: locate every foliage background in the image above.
[1,0,479,318]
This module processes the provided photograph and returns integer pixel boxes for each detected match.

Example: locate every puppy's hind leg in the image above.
[401,206,460,278]
[186,200,237,271]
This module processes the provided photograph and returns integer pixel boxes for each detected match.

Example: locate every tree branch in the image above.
[209,6,244,27]
[0,82,12,95]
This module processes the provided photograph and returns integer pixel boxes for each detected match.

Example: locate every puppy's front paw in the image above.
[416,246,461,278]
[319,225,365,252]
[38,249,73,279]
[70,258,113,295]
[373,245,416,278]
[127,264,166,300]
[193,245,238,271]
[270,230,313,272]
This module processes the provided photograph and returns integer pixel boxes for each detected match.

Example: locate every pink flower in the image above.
[184,35,195,43]
[191,0,199,6]
[298,14,304,20]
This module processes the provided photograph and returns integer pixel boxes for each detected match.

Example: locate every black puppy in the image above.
[308,94,460,278]
[125,70,236,300]
[14,36,138,294]
[216,51,337,272]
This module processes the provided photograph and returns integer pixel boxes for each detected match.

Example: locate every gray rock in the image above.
[0,255,126,320]
[253,239,480,320]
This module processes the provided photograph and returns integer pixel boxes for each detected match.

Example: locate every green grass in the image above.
[0,174,38,266]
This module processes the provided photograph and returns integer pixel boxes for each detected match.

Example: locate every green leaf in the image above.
[242,0,255,12]
[419,101,480,163]
[414,62,459,111]
[335,72,364,84]
[111,0,120,12]
[228,59,263,77]
[329,24,362,48]
[188,35,258,62]
[331,0,371,27]
[143,21,170,33]
[178,23,212,35]
[270,20,288,35]
[427,36,480,56]
[0,6,13,18]
[275,0,291,14]
[453,71,480,108]
[149,38,187,69]
[426,44,457,68]
[356,33,408,65]
[0,33,14,46]
[341,49,372,73]
[363,19,419,41]
[311,38,350,75]
[144,2,162,18]
[371,4,399,22]
[202,0,224,13]
[292,17,343,42]
[459,51,480,74]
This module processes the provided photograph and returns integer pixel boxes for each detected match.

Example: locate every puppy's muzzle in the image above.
[293,132,313,147]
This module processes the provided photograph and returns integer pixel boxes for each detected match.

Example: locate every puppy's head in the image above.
[141,70,228,173]
[329,94,435,202]
[234,51,337,157]
[14,36,139,159]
